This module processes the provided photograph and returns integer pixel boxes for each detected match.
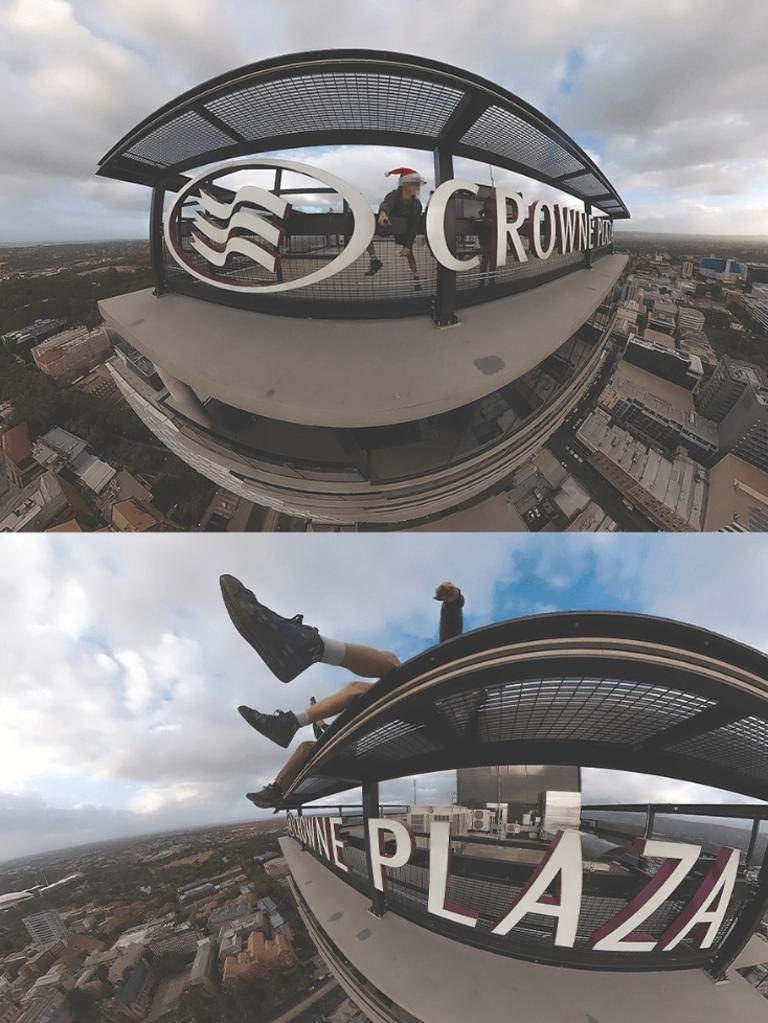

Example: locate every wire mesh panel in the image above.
[460,105,585,178]
[205,72,465,140]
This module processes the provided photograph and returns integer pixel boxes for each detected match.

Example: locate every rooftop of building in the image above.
[705,453,768,532]
[100,255,626,430]
[578,410,706,529]
[604,360,718,444]
[280,836,767,1023]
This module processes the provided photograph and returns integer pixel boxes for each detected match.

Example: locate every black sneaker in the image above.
[246,783,284,808]
[238,706,299,748]
[220,575,323,683]
[364,258,383,277]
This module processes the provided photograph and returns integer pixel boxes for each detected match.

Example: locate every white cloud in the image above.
[1,1,768,239]
[1,534,767,861]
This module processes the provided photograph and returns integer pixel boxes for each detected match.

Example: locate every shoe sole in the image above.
[237,706,293,748]
[220,575,297,683]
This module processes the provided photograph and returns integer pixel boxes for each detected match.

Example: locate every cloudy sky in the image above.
[1,0,768,242]
[1,533,767,863]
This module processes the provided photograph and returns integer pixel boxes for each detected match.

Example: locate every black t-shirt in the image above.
[378,188,423,248]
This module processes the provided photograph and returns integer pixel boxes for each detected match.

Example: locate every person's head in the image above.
[386,167,426,201]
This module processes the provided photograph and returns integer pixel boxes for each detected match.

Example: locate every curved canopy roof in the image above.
[97,49,629,219]
[284,611,768,806]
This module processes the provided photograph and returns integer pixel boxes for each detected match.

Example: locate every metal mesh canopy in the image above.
[283,612,768,806]
[97,50,629,218]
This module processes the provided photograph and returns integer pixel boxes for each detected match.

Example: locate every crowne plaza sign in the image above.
[164,158,613,295]
[287,814,740,954]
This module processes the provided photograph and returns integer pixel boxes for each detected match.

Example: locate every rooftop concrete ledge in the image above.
[99,255,627,430]
[280,836,768,1023]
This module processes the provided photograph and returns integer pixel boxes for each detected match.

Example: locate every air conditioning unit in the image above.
[470,809,493,833]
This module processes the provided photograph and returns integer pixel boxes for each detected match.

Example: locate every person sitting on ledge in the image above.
[219,574,465,808]
[364,167,427,291]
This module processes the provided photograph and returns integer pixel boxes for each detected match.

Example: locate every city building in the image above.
[31,327,111,385]
[22,913,69,948]
[96,49,629,530]
[14,991,70,1023]
[696,356,768,421]
[32,427,116,497]
[1,319,68,361]
[718,384,768,474]
[185,938,217,997]
[110,498,169,533]
[221,931,296,988]
[753,301,768,334]
[102,958,154,1023]
[704,453,768,531]
[596,361,719,465]
[623,333,703,390]
[75,364,122,403]
[577,410,707,530]
[676,305,706,335]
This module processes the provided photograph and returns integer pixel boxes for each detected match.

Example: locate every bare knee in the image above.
[384,651,401,672]
[345,681,372,698]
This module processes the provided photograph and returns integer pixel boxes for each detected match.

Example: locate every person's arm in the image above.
[378,191,397,225]
[435,581,464,641]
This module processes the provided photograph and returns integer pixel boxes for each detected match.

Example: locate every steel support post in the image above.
[745,818,761,870]
[149,179,168,296]
[643,805,656,839]
[431,147,458,326]
[363,780,386,916]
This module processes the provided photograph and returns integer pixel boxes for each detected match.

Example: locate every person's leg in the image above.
[335,642,400,678]
[220,575,399,684]
[405,248,422,291]
[246,741,316,808]
[238,680,375,746]
[365,240,383,276]
[303,681,373,721]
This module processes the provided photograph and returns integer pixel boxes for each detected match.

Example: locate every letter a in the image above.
[492,830,582,947]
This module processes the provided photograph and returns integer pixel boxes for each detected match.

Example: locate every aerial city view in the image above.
[3,2,768,1023]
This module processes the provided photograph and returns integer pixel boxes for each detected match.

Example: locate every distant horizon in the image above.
[2,228,768,249]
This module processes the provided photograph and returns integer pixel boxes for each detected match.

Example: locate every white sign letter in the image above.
[590,840,701,952]
[426,180,481,272]
[659,847,740,950]
[427,820,478,927]
[367,819,415,892]
[495,187,528,266]
[528,200,557,260]
[492,830,583,947]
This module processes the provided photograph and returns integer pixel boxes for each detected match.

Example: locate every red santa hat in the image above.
[386,167,426,187]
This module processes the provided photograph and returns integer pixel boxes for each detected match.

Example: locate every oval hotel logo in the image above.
[163,158,376,294]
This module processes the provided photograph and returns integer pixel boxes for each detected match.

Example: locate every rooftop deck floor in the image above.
[281,836,768,1023]
[99,255,626,430]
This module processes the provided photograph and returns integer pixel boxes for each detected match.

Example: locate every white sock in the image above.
[295,709,311,727]
[319,634,345,666]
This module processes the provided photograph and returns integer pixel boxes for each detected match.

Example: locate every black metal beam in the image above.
[431,147,458,327]
[362,780,385,917]
[149,179,167,295]
[583,804,768,820]
[633,704,748,752]
[193,103,245,142]
[438,91,490,143]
